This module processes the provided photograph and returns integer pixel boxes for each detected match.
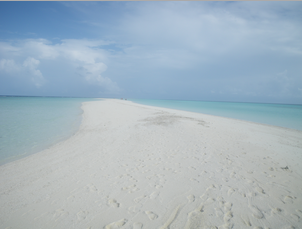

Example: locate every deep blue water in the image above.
[130,99,302,131]
[0,96,96,165]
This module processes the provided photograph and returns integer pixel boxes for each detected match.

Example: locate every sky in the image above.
[0,1,301,104]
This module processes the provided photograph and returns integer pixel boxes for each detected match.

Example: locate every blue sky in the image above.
[0,1,301,104]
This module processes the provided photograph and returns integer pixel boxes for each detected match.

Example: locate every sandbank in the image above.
[0,99,302,229]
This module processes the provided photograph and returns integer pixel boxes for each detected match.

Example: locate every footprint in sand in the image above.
[77,211,89,220]
[128,205,142,214]
[53,208,69,220]
[255,187,265,194]
[222,177,229,182]
[224,211,233,222]
[249,205,264,219]
[104,218,127,229]
[227,188,235,196]
[145,211,158,220]
[224,202,232,211]
[284,195,295,204]
[155,184,163,189]
[190,178,199,183]
[240,215,252,226]
[159,178,166,185]
[133,222,143,229]
[184,204,205,229]
[247,192,256,198]
[187,195,195,203]
[230,171,236,178]
[87,184,97,192]
[134,195,146,203]
[206,184,216,191]
[271,207,282,215]
[122,184,140,193]
[108,199,120,208]
[290,214,300,221]
[295,209,302,216]
[150,191,160,199]
[205,198,215,204]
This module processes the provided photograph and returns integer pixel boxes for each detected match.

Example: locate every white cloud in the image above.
[22,39,59,59]
[23,56,40,69]
[0,56,45,88]
[0,39,119,93]
[0,59,19,73]
[1,2,301,102]
[23,57,45,87]
[0,42,20,57]
[56,39,119,93]
[110,1,302,67]
[83,62,107,81]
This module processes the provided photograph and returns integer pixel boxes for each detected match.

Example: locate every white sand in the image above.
[1,99,302,229]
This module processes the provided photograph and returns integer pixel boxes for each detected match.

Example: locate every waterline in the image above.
[0,96,96,165]
[130,99,302,131]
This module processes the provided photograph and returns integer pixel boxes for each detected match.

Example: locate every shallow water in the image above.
[0,96,96,164]
[1,97,301,165]
[130,99,302,131]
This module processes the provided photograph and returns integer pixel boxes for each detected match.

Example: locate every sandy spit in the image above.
[0,99,302,229]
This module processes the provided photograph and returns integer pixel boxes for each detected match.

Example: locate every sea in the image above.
[1,97,301,165]
[131,99,302,131]
[0,96,96,165]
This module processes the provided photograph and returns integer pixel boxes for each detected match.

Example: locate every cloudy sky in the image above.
[0,1,301,104]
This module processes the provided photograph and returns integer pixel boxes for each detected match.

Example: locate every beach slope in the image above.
[1,99,302,228]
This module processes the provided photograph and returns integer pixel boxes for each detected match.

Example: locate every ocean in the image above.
[130,99,302,131]
[1,97,301,165]
[0,96,96,165]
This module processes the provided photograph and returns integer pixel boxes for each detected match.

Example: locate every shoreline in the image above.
[129,100,302,133]
[130,99,302,131]
[1,99,302,228]
[0,97,94,166]
[2,98,301,167]
[1,97,300,166]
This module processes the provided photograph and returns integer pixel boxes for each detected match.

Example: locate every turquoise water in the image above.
[131,99,302,131]
[1,97,301,165]
[0,96,95,165]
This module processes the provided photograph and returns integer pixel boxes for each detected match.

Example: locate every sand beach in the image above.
[0,99,302,229]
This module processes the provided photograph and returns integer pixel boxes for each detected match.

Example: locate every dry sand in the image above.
[0,99,302,229]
